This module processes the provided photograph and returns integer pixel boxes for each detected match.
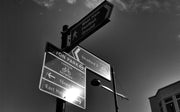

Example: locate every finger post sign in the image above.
[64,0,114,51]
[72,46,111,81]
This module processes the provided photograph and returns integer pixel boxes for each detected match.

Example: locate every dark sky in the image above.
[2,0,180,112]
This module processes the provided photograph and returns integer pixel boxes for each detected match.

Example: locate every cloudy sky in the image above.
[31,0,180,12]
[2,0,180,112]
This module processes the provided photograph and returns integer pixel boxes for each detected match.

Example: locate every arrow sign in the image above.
[39,43,86,109]
[72,46,111,81]
[64,0,113,51]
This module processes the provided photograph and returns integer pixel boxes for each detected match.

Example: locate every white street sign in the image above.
[72,46,111,81]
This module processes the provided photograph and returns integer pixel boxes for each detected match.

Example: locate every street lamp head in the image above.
[91,79,101,86]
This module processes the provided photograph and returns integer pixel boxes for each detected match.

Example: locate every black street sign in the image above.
[64,0,113,51]
[39,43,86,109]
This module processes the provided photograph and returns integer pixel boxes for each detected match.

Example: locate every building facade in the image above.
[149,81,180,112]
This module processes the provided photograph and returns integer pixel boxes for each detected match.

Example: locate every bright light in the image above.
[63,88,81,103]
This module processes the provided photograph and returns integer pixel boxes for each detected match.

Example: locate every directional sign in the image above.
[65,0,113,51]
[39,43,86,109]
[72,46,111,81]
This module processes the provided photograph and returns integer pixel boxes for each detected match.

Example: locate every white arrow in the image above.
[73,46,81,61]
[104,2,113,19]
[47,72,55,79]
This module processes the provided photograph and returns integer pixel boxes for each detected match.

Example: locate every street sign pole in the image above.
[111,67,119,112]
[56,0,113,111]
[56,25,69,112]
[61,25,69,51]
[39,0,114,111]
[56,98,66,112]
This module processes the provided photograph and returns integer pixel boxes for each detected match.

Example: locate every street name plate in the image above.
[65,0,113,50]
[72,46,111,81]
[39,43,86,109]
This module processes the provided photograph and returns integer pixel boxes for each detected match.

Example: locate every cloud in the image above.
[84,0,113,9]
[85,0,103,9]
[32,0,55,8]
[113,0,180,13]
[31,0,180,14]
[32,0,77,8]
[66,0,77,4]
[114,0,127,11]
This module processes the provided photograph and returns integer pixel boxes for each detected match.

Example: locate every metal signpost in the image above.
[63,0,113,52]
[39,0,116,112]
[72,46,111,81]
[39,43,86,109]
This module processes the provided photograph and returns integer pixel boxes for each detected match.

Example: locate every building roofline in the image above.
[149,80,180,99]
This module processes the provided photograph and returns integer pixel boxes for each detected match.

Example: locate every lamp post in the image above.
[91,67,128,112]
[91,79,128,100]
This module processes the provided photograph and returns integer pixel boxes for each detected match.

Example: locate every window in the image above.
[160,108,164,112]
[166,102,176,112]
[177,100,180,109]
[165,97,173,103]
[176,93,180,109]
[159,102,164,112]
[176,94,180,99]
[164,97,176,112]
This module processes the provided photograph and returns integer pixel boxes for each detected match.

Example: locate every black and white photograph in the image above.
[2,0,180,112]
